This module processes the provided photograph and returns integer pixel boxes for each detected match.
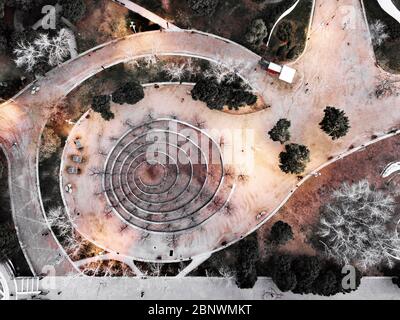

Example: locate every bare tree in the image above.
[13,41,44,72]
[369,20,389,47]
[47,206,74,238]
[40,127,61,161]
[14,28,74,71]
[317,180,400,270]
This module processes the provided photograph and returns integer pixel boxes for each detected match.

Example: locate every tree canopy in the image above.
[316,180,399,270]
[268,220,293,245]
[62,0,87,22]
[245,19,268,48]
[268,118,291,144]
[266,254,362,296]
[112,81,145,105]
[279,143,310,174]
[319,106,350,140]
[91,95,114,121]
[235,234,259,289]
[191,77,257,111]
[187,0,219,16]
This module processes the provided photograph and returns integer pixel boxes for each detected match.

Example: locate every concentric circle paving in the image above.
[103,119,232,233]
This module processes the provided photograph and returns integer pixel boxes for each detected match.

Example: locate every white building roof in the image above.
[279,65,297,84]
[268,62,282,73]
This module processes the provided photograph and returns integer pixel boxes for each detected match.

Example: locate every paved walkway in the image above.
[112,0,181,31]
[38,276,400,300]
[0,0,399,274]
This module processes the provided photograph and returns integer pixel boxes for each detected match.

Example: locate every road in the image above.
[0,0,399,274]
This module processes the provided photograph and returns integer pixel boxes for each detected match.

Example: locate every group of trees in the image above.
[267,254,362,296]
[13,28,74,74]
[316,180,400,270]
[0,0,87,76]
[268,118,310,175]
[187,0,219,16]
[268,106,349,175]
[191,77,257,111]
[92,82,145,121]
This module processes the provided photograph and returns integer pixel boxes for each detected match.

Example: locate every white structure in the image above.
[279,65,297,84]
[268,62,282,74]
[260,59,297,84]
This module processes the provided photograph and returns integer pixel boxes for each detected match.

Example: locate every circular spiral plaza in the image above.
[103,119,234,233]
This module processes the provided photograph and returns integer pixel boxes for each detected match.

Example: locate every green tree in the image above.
[62,0,87,22]
[268,220,293,245]
[268,119,291,144]
[267,254,297,291]
[319,106,350,140]
[112,81,145,105]
[235,234,259,289]
[266,254,362,296]
[91,95,114,121]
[191,77,257,111]
[0,223,19,262]
[276,21,293,42]
[245,19,268,48]
[279,143,310,174]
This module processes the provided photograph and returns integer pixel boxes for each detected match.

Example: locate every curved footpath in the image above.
[0,0,399,274]
[378,0,400,24]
